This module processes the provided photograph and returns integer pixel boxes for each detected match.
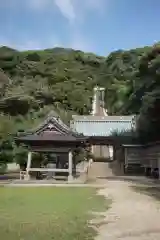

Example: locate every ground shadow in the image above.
[109,161,144,176]
[108,161,124,176]
[0,172,19,181]
[105,161,160,186]
[97,175,160,185]
[131,185,160,201]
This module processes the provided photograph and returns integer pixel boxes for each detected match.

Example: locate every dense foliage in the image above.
[0,43,160,166]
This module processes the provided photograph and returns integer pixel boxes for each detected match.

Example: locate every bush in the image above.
[26,53,40,62]
[0,162,7,174]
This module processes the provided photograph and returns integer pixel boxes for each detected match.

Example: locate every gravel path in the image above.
[95,180,160,240]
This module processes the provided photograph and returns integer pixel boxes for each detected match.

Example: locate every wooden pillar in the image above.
[68,150,73,182]
[109,145,113,160]
[26,151,32,180]
[91,145,94,155]
[150,159,153,177]
[158,157,160,180]
[124,148,127,167]
[122,148,127,174]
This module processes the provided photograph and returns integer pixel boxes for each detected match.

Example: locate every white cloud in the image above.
[84,0,106,11]
[16,41,44,50]
[54,0,75,22]
[0,39,43,51]
[0,0,108,53]
[3,0,107,19]
[70,39,91,52]
[68,31,94,52]
[0,35,61,51]
[0,37,15,49]
[53,0,106,23]
[28,0,51,10]
[0,35,92,52]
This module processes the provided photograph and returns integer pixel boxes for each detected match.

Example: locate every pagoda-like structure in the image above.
[15,111,87,182]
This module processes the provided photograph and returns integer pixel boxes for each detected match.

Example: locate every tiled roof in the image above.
[70,115,135,137]
[16,134,86,142]
[16,111,86,143]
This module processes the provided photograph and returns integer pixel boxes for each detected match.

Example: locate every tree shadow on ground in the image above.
[108,161,124,176]
[0,172,19,181]
[97,175,160,186]
[108,161,144,176]
[131,185,160,201]
[105,161,160,186]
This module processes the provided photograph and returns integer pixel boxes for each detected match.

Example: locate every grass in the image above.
[0,187,108,240]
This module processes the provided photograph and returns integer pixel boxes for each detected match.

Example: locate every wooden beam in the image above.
[27,168,69,172]
[158,158,160,180]
[30,147,71,153]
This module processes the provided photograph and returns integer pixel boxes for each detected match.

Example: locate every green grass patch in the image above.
[0,187,107,240]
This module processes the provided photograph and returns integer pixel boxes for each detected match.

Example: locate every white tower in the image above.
[91,86,113,160]
[91,86,108,116]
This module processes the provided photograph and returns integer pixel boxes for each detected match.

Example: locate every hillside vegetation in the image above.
[0,43,160,164]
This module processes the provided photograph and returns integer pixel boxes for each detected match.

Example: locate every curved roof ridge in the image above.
[17,110,84,138]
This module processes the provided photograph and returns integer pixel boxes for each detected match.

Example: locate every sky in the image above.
[0,0,160,56]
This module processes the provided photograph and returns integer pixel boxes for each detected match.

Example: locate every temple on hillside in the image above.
[70,86,136,160]
[15,86,136,182]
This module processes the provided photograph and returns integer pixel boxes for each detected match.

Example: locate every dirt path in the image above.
[88,162,113,182]
[95,180,160,240]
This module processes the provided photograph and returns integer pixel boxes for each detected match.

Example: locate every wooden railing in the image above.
[126,143,160,168]
[26,168,69,172]
[20,159,93,181]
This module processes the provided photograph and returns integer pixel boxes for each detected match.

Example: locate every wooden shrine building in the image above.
[15,112,87,182]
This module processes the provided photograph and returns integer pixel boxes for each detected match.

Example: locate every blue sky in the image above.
[0,0,160,56]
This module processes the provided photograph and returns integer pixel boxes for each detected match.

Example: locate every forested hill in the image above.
[0,43,160,144]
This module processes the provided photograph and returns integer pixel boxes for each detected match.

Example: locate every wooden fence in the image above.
[113,142,160,177]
